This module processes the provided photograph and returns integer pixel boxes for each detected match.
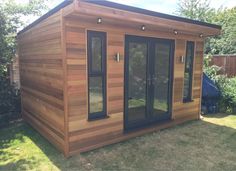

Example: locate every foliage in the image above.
[206,7,236,55]
[176,0,213,21]
[214,76,236,113]
[176,1,236,55]
[204,56,236,113]
[0,0,49,125]
[0,0,48,76]
[203,55,222,79]
[0,76,21,126]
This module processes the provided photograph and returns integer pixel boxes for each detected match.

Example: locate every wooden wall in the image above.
[63,14,204,155]
[64,16,125,155]
[172,40,203,119]
[18,11,66,154]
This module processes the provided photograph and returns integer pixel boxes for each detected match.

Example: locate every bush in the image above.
[204,55,236,113]
[0,76,21,126]
[216,76,236,113]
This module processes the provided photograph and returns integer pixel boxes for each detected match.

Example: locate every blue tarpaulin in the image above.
[201,73,221,114]
[202,73,221,98]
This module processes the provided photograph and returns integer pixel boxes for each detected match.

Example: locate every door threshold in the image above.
[124,118,172,133]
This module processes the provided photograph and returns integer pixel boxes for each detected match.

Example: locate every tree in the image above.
[0,0,48,76]
[176,0,213,22]
[206,8,236,54]
[176,0,236,55]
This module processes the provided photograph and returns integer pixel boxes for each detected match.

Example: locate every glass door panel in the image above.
[125,35,173,130]
[128,42,148,122]
[152,42,171,118]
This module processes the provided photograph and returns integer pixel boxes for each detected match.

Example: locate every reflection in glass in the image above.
[89,77,103,113]
[91,37,102,72]
[153,43,170,115]
[128,42,147,122]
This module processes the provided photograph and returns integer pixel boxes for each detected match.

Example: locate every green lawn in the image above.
[1,113,236,171]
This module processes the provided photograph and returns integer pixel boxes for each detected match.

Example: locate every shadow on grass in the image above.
[0,158,38,171]
[0,123,26,149]
[1,113,236,171]
[203,113,235,119]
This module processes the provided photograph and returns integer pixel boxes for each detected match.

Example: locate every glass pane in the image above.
[128,42,147,122]
[89,77,103,113]
[183,73,190,98]
[91,37,102,72]
[183,42,194,100]
[153,43,170,116]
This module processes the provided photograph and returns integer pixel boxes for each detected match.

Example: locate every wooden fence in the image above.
[211,55,236,77]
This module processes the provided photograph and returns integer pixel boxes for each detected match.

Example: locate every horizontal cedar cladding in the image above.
[18,10,66,154]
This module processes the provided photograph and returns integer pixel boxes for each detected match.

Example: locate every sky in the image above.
[109,0,236,14]
[46,0,236,14]
[20,0,236,24]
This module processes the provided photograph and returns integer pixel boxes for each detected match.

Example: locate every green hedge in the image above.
[0,76,21,127]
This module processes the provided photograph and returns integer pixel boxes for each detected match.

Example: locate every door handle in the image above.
[152,75,158,85]
[147,77,152,86]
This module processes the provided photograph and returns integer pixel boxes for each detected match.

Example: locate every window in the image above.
[87,31,107,120]
[183,41,194,102]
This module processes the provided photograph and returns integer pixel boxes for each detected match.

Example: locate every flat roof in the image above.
[86,0,221,29]
[18,0,221,35]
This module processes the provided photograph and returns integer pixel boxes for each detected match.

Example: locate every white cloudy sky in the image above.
[46,0,236,13]
[109,0,236,13]
[19,0,236,24]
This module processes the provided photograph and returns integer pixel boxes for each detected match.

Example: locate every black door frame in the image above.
[124,35,175,131]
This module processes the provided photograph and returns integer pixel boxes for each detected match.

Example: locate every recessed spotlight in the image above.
[97,18,102,24]
[141,25,146,31]
[174,30,178,35]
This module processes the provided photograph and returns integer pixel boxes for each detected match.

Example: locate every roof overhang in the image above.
[18,0,221,37]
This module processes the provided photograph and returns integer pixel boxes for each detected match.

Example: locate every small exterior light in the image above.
[141,25,146,31]
[180,55,185,63]
[174,30,178,35]
[97,18,102,24]
[199,33,203,38]
[114,52,121,62]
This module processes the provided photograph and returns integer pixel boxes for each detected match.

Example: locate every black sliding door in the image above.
[125,35,174,130]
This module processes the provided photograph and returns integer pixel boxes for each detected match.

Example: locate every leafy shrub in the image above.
[204,55,236,113]
[203,55,222,79]
[216,76,236,113]
[0,76,21,126]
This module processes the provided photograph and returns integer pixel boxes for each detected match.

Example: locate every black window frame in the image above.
[183,41,195,103]
[87,30,107,120]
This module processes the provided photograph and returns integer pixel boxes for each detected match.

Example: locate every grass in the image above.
[1,113,236,171]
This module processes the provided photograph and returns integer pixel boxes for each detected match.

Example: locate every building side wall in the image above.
[18,11,66,153]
